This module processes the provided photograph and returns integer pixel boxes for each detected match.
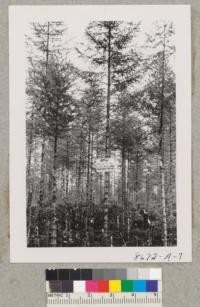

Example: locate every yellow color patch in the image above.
[109,280,121,292]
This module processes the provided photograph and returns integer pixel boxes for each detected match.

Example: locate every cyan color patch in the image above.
[133,280,146,292]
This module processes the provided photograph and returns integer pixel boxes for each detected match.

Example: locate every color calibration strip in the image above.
[47,279,158,293]
[46,269,162,306]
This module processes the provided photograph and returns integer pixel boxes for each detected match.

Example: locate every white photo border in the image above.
[9,5,191,263]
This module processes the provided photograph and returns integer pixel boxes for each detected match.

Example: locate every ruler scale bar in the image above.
[47,293,162,306]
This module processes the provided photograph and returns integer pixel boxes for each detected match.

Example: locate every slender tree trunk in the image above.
[27,111,34,180]
[99,173,103,203]
[159,24,168,246]
[27,109,34,238]
[145,173,150,210]
[89,132,94,206]
[33,139,38,204]
[104,171,109,240]
[121,146,127,216]
[77,136,83,206]
[50,127,58,247]
[61,164,65,200]
[103,23,112,241]
[75,151,79,205]
[81,142,86,204]
[169,103,173,217]
[38,22,50,247]
[86,128,91,204]
[65,136,70,199]
[39,138,45,207]
[105,23,111,157]
[41,21,50,203]
[127,153,131,206]
[160,158,167,245]
[45,22,50,77]
[135,149,139,208]
[52,134,58,206]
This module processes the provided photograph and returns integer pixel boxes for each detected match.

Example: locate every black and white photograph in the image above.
[10,5,191,262]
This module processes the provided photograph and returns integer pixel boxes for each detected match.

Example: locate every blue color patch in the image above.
[146,280,158,292]
[133,280,146,292]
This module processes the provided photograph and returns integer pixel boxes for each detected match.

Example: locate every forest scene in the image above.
[26,20,176,248]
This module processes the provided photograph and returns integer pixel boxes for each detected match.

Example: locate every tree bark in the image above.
[52,133,58,206]
[27,109,34,226]
[27,111,34,180]
[86,128,91,204]
[159,24,168,246]
[169,103,173,217]
[89,132,94,206]
[45,22,50,77]
[65,136,70,199]
[104,171,109,239]
[77,133,84,206]
[105,23,111,157]
[39,138,45,207]
[121,146,127,215]
[50,126,58,247]
[135,149,139,208]
[127,153,131,206]
[99,172,103,203]
[145,173,150,210]
[104,22,112,240]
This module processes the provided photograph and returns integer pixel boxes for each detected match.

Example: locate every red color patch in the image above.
[98,280,109,292]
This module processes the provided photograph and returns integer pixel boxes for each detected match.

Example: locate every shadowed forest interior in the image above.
[26,20,176,247]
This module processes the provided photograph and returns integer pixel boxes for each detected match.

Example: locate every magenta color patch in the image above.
[86,280,98,292]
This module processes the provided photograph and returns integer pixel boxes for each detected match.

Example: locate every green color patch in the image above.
[121,280,133,292]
